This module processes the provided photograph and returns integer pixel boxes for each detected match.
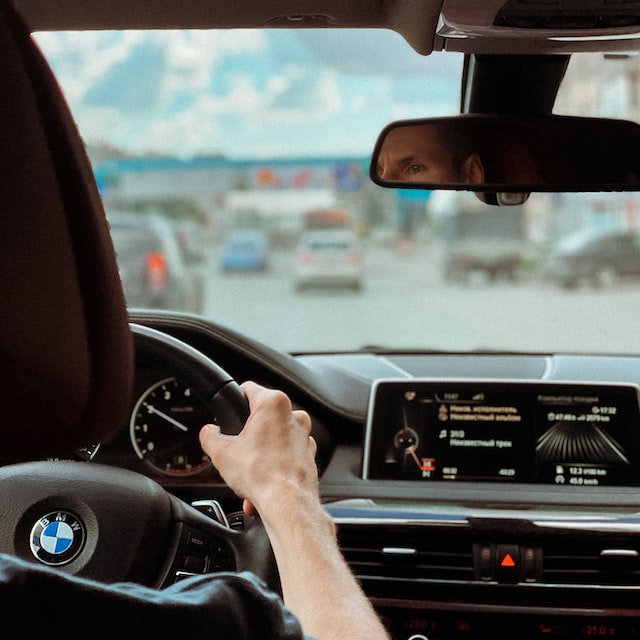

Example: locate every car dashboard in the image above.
[96,311,640,639]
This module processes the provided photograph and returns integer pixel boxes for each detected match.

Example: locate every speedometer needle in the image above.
[146,404,189,432]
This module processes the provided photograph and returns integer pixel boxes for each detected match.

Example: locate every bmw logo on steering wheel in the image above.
[30,511,85,566]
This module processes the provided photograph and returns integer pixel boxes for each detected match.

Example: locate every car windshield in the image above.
[34,31,640,355]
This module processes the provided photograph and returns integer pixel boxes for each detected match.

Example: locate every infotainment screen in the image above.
[363,380,640,486]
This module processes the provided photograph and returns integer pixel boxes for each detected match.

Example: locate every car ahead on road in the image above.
[294,228,364,291]
[219,229,269,272]
[6,1,640,639]
[540,228,640,289]
[107,212,202,312]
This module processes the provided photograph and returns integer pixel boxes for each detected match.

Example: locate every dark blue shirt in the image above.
[0,553,309,638]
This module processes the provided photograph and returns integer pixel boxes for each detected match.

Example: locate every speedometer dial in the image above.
[130,377,213,476]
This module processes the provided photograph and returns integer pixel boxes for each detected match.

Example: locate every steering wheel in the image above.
[0,323,278,590]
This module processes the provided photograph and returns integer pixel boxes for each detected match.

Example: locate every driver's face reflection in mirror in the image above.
[377,124,485,185]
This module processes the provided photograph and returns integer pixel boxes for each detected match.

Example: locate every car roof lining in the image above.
[13,0,640,57]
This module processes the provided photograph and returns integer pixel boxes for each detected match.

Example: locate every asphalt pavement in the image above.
[199,238,640,355]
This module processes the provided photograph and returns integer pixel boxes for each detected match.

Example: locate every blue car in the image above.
[220,230,269,271]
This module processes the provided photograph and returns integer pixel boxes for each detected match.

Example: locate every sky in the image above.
[35,29,463,160]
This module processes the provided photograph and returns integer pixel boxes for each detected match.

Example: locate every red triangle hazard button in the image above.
[495,545,520,583]
[501,553,516,567]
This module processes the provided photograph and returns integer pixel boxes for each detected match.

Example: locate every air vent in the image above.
[337,523,640,588]
[542,537,640,586]
[337,524,475,583]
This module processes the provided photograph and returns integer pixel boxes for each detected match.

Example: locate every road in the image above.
[199,238,640,355]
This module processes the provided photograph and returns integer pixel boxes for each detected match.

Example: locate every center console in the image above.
[331,379,640,639]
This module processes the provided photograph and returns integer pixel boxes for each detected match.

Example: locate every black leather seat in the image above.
[0,0,133,464]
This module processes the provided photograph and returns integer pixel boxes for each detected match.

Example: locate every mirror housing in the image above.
[370,114,640,199]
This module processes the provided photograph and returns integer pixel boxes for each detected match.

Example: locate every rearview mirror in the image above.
[370,114,640,195]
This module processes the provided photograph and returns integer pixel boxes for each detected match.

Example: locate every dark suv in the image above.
[107,211,203,312]
[541,229,640,289]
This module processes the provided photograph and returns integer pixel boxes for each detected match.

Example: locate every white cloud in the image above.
[35,29,461,159]
[37,31,142,103]
[160,30,268,97]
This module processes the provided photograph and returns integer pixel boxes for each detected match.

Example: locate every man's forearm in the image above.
[259,487,389,640]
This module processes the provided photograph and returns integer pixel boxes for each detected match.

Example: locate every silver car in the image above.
[294,228,364,291]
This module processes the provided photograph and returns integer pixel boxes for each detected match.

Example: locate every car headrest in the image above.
[0,1,133,464]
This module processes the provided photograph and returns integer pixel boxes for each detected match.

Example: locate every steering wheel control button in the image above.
[183,554,207,573]
[29,511,85,566]
[187,530,211,553]
[170,525,237,583]
[210,543,235,572]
